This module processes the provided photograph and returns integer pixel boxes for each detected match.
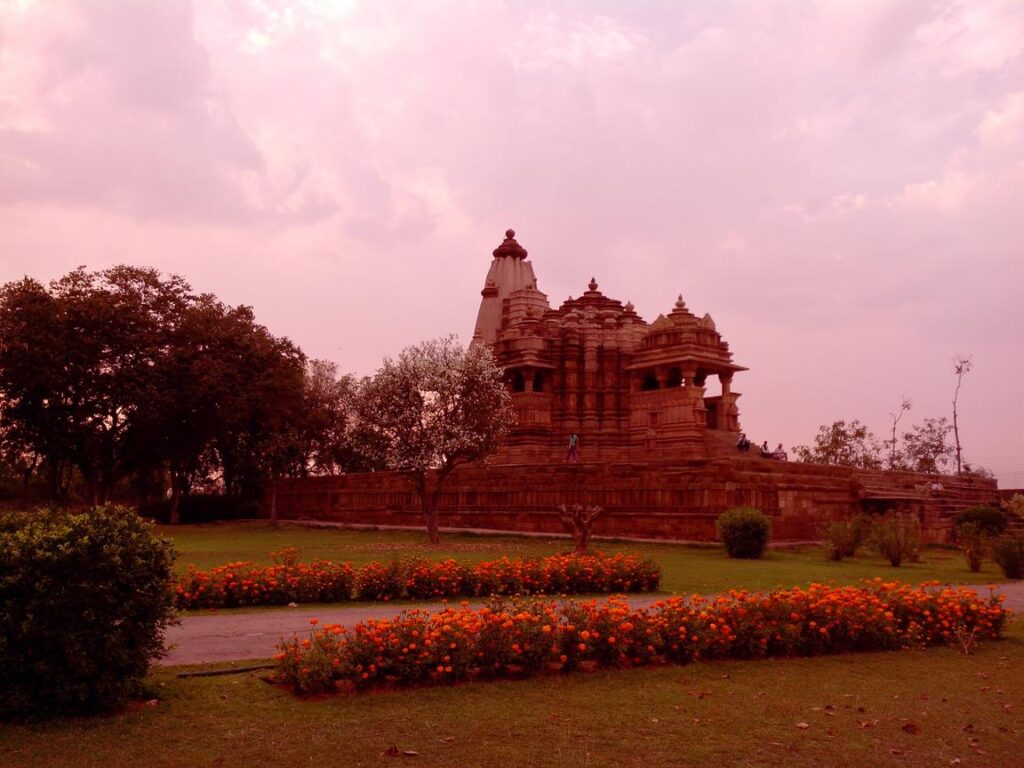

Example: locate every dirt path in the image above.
[159,583,1024,666]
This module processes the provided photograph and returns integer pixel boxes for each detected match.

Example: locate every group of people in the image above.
[736,433,788,461]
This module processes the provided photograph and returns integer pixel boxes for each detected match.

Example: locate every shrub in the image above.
[403,558,474,599]
[991,533,1024,579]
[822,514,868,561]
[174,552,662,609]
[716,507,771,559]
[956,521,989,573]
[954,506,1008,537]
[275,582,1008,695]
[353,560,405,601]
[0,506,177,719]
[871,513,921,567]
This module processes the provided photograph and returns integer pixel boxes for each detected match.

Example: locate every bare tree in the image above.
[952,356,972,477]
[887,397,912,470]
[558,503,605,554]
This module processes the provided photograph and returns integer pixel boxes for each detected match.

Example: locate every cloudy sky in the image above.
[1,0,1022,484]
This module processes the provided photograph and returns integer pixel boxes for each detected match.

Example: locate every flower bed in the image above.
[175,553,661,610]
[273,581,1008,694]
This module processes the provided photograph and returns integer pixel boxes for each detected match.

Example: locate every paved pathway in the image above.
[159,583,1024,666]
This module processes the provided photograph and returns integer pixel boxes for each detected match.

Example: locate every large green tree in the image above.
[0,267,190,504]
[0,266,348,516]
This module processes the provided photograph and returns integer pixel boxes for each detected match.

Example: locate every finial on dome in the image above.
[624,300,635,312]
[675,294,687,310]
[493,229,528,259]
[588,277,599,292]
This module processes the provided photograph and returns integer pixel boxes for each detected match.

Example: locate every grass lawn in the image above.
[3,621,1021,767]
[161,521,1007,597]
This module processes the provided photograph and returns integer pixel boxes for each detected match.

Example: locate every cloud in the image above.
[0,0,1022,483]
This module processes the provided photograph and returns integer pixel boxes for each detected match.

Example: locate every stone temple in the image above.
[269,230,1000,542]
[473,229,744,464]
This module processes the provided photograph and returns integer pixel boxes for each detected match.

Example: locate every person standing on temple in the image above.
[566,432,580,463]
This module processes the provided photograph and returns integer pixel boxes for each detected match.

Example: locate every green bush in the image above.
[822,514,869,561]
[956,521,988,573]
[991,533,1024,579]
[0,506,177,719]
[716,507,771,559]
[954,506,1008,537]
[870,513,921,567]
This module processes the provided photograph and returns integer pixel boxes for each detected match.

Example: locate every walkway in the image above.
[159,583,1024,666]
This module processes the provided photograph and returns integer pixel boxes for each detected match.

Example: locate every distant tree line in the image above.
[0,266,377,521]
[791,417,969,473]
[793,367,991,478]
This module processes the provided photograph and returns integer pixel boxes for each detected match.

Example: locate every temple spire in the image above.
[473,228,542,346]
[492,229,528,259]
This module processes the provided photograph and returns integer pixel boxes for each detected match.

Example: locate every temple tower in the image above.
[472,230,539,346]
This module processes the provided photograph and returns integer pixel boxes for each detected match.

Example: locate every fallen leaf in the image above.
[439,737,455,744]
[890,748,905,756]
[795,722,810,730]
[902,723,921,735]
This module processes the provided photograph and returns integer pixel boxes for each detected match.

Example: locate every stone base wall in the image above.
[268,458,1001,544]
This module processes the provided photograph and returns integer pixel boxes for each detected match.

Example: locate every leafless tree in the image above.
[558,503,605,554]
[952,356,972,477]
[887,397,912,469]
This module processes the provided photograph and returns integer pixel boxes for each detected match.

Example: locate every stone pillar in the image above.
[681,363,698,388]
[582,332,599,436]
[720,372,733,397]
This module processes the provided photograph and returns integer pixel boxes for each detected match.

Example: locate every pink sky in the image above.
[1,1,1022,485]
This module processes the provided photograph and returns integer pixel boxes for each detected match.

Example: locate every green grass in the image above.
[4,621,1021,767]
[161,521,1007,597]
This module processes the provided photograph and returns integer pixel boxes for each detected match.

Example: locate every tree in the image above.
[792,420,882,469]
[0,267,319,516]
[901,417,953,473]
[0,268,191,504]
[295,361,379,476]
[887,397,912,470]
[952,355,972,477]
[558,503,604,554]
[355,337,513,544]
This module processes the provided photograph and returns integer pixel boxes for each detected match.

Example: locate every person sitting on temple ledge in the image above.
[760,440,771,457]
[736,432,751,452]
[772,443,788,461]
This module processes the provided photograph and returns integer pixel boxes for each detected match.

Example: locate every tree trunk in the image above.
[421,487,440,545]
[415,468,448,548]
[269,480,279,526]
[169,486,182,526]
[953,402,963,478]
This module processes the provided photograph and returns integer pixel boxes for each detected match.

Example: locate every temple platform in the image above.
[266,458,1000,544]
